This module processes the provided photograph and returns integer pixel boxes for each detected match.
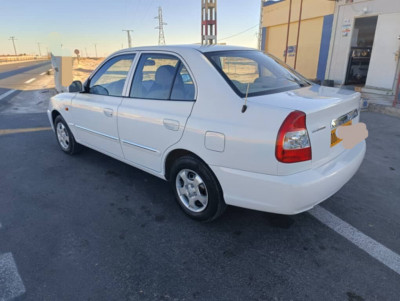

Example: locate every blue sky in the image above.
[0,0,261,56]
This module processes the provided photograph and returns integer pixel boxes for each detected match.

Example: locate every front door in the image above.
[366,13,400,90]
[71,54,135,158]
[118,53,196,172]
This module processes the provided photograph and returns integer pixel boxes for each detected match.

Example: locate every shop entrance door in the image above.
[366,13,400,91]
[345,16,377,85]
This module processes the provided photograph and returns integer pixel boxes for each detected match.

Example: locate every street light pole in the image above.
[9,36,17,55]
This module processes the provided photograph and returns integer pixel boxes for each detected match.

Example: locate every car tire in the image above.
[54,115,82,155]
[170,155,226,222]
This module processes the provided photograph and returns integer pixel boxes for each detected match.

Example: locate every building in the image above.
[260,0,400,96]
[260,0,335,80]
[326,0,400,95]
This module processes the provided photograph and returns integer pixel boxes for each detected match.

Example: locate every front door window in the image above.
[89,54,135,96]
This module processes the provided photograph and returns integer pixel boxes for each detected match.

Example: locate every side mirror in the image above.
[69,80,83,92]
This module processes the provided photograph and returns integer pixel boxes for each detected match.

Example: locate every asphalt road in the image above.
[0,64,399,300]
[0,60,51,81]
[0,60,54,115]
[0,60,52,104]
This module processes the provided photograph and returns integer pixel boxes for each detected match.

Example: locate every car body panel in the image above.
[70,93,124,158]
[211,141,366,214]
[118,98,195,172]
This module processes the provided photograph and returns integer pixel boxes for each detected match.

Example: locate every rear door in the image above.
[118,52,196,172]
[71,54,135,158]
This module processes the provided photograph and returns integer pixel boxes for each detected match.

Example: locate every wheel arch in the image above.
[51,110,62,126]
[164,149,210,181]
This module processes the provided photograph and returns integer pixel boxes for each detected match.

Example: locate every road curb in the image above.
[367,103,400,119]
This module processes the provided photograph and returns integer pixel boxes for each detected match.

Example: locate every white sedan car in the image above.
[48,45,366,221]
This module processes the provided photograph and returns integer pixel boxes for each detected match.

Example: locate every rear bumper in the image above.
[210,141,366,215]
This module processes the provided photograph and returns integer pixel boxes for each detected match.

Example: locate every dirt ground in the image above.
[72,58,104,83]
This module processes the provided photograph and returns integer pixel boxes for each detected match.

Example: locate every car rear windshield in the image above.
[205,50,310,97]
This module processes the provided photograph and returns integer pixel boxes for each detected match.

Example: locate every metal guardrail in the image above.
[0,56,49,63]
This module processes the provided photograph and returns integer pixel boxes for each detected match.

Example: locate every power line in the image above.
[219,24,259,41]
[155,6,167,45]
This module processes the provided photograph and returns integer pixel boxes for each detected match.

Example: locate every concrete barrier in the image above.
[51,55,73,93]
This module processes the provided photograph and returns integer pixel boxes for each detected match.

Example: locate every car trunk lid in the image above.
[249,85,361,170]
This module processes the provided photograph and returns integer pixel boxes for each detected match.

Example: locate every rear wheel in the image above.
[170,155,226,221]
[54,115,82,155]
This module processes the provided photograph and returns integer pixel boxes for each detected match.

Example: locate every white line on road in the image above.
[24,78,36,84]
[40,72,46,76]
[0,253,26,300]
[0,90,17,101]
[310,205,400,275]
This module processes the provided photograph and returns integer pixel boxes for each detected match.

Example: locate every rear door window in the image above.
[171,64,195,101]
[130,53,195,101]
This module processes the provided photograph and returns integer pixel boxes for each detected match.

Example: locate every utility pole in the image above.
[122,29,133,48]
[201,0,217,45]
[9,36,17,55]
[155,6,167,45]
[94,44,98,57]
[85,47,88,57]
[37,42,42,57]
[258,0,264,50]
[293,0,304,70]
[284,0,293,63]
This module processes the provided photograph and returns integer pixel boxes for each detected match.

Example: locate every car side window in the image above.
[130,53,194,101]
[170,64,195,101]
[89,54,135,97]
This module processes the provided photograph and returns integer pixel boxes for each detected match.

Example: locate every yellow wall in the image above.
[262,0,334,79]
[262,0,335,27]
[295,17,324,78]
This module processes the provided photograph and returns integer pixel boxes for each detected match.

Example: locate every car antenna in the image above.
[241,83,250,113]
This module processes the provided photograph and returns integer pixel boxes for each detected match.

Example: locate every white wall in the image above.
[325,0,400,88]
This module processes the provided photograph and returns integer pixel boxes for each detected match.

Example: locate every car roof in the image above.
[113,44,257,55]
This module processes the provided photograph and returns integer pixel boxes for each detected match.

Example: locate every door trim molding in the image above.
[121,139,160,154]
[75,125,119,141]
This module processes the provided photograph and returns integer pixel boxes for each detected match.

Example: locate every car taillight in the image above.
[275,110,311,163]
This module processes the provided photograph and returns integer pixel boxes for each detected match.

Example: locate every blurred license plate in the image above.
[331,120,352,147]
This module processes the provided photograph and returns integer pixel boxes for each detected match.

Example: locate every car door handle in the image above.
[163,119,180,131]
[103,108,113,117]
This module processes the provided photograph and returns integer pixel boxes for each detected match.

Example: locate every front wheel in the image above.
[54,115,82,155]
[170,156,226,222]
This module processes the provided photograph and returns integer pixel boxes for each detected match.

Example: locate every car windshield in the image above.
[205,50,310,97]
